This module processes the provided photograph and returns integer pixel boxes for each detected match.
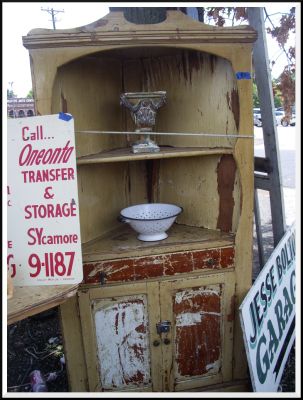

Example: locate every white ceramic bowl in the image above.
[119,203,183,241]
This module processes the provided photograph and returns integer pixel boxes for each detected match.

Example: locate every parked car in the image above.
[275,108,296,126]
[287,115,296,126]
[253,108,295,127]
[280,114,296,127]
[275,110,286,125]
[290,115,296,126]
[253,113,262,127]
[253,108,262,127]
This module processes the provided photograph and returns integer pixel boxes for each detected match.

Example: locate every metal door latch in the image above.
[156,320,171,334]
[99,271,107,285]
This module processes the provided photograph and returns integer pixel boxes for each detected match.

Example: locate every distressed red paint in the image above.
[129,343,144,359]
[226,88,240,131]
[175,317,220,376]
[135,323,146,334]
[174,291,221,315]
[103,259,135,282]
[83,263,100,284]
[230,88,240,131]
[134,256,164,280]
[124,370,145,385]
[227,294,236,322]
[83,260,135,284]
[163,252,194,275]
[121,310,126,327]
[220,247,235,268]
[83,247,235,284]
[193,249,220,270]
[114,312,119,335]
[216,155,237,232]
[174,288,221,377]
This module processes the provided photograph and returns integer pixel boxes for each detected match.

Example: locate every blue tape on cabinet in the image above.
[58,112,73,121]
[236,72,251,80]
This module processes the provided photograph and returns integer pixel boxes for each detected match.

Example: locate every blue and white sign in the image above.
[239,224,296,392]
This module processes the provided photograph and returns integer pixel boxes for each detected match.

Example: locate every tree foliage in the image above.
[201,7,296,117]
[265,7,295,118]
[205,7,248,26]
[26,89,34,99]
[254,80,282,108]
[253,82,260,108]
[7,89,17,99]
[272,80,283,108]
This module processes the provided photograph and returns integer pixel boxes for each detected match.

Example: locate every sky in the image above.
[2,2,299,98]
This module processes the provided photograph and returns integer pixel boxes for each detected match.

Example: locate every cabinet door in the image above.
[78,282,162,392]
[160,272,235,391]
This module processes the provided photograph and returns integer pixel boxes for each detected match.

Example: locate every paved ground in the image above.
[254,125,297,190]
[253,125,297,277]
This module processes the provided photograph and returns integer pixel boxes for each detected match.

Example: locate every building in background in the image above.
[7,98,35,118]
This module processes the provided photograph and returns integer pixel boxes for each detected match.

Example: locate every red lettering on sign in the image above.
[24,203,77,219]
[27,227,79,245]
[29,251,75,278]
[19,141,74,166]
[22,126,29,141]
[22,125,44,141]
[7,254,16,278]
[21,168,74,183]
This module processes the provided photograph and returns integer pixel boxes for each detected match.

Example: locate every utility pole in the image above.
[8,81,16,118]
[247,8,286,264]
[41,7,64,29]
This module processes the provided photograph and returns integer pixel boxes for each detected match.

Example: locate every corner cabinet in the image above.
[23,10,257,392]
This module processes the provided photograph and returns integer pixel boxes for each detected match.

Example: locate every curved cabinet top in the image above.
[23,10,257,50]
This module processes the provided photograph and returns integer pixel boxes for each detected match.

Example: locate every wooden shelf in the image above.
[82,224,235,262]
[77,146,233,165]
[7,284,79,325]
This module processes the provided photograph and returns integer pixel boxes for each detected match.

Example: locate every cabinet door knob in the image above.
[163,338,171,345]
[153,340,160,347]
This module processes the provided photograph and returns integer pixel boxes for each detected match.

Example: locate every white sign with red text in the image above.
[7,114,83,285]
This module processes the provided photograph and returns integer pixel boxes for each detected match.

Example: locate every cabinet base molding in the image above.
[186,379,251,392]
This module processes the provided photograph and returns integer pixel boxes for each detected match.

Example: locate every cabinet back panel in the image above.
[157,156,240,232]
[51,57,127,157]
[78,162,147,243]
[122,49,238,148]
